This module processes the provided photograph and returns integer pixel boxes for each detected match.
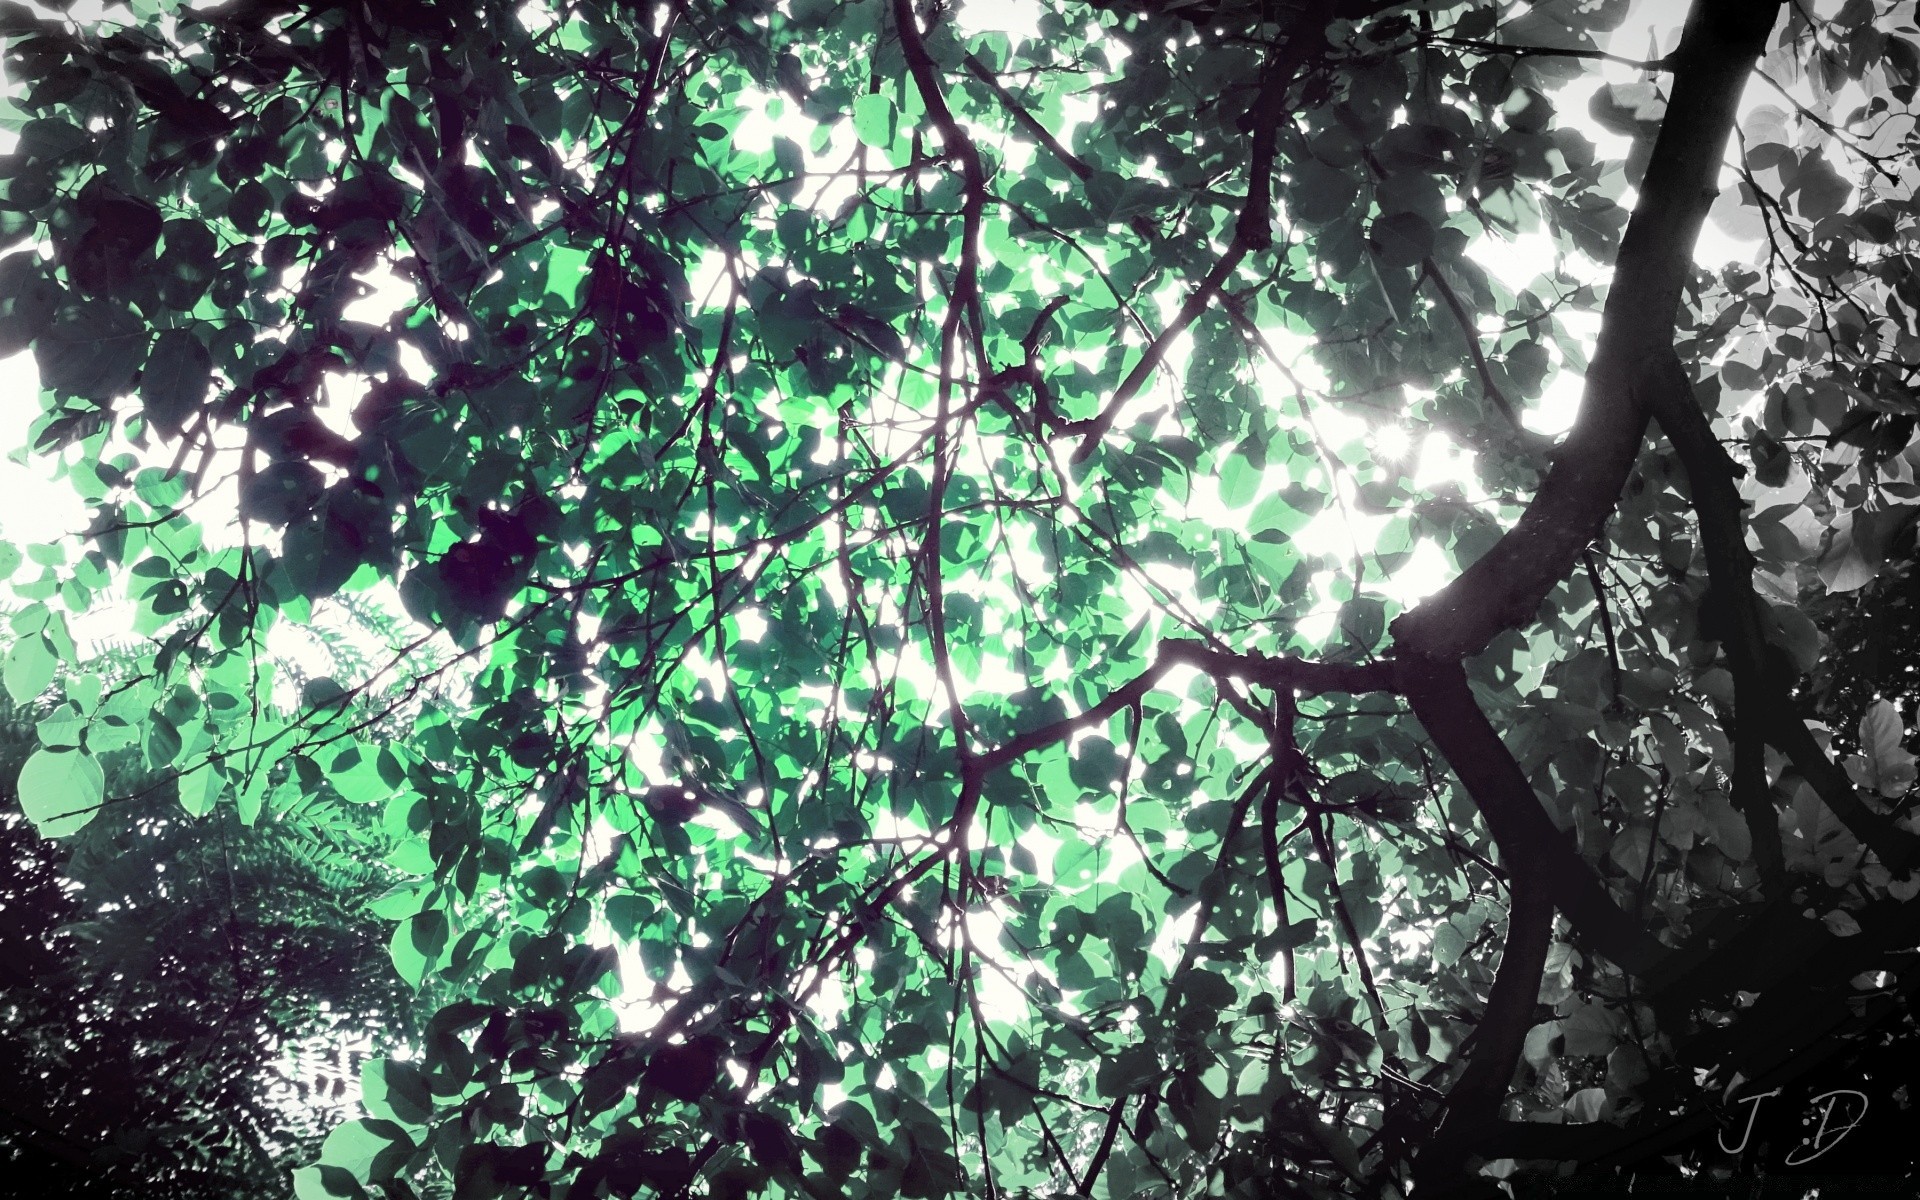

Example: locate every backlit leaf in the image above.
[17,746,104,838]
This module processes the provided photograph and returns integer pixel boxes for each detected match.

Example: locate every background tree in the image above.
[0,683,433,1198]
[2,0,1919,1197]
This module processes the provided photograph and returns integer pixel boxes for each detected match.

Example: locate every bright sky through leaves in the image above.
[0,0,1803,1032]
[0,0,1748,660]
[3,0,1918,1196]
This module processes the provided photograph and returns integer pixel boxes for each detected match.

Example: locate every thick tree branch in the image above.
[1391,0,1784,662]
[1397,658,1666,974]
[1077,1097,1129,1195]
[1412,864,1554,1195]
[1268,698,1304,1003]
[1398,656,1661,1193]
[1234,0,1336,253]
[1391,4,1786,1185]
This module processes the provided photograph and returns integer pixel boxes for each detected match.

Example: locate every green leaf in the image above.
[34,709,84,750]
[241,461,326,527]
[1274,917,1318,949]
[292,1166,365,1200]
[851,93,894,149]
[1338,597,1386,650]
[1251,488,1315,536]
[1859,699,1916,798]
[1819,518,1877,593]
[3,631,54,704]
[362,1057,435,1127]
[16,746,105,838]
[237,770,269,826]
[34,302,146,401]
[1367,211,1433,268]
[1522,1020,1561,1070]
[0,253,59,355]
[545,245,592,304]
[1094,1044,1159,1097]
[318,1117,414,1184]
[1557,998,1618,1057]
[1285,159,1359,225]
[1699,790,1752,859]
[179,764,224,817]
[1788,152,1852,221]
[1609,826,1651,877]
[229,180,272,234]
[284,514,362,601]
[1052,839,1102,890]
[139,329,212,440]
[1179,969,1237,1014]
[17,117,90,162]
[391,909,450,987]
[1217,448,1263,509]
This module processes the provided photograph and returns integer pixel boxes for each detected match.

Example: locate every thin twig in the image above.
[1581,548,1623,705]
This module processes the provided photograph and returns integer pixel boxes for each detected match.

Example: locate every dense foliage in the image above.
[4,0,1920,1196]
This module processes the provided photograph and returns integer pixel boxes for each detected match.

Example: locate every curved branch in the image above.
[1770,696,1919,872]
[974,638,1395,776]
[960,51,1091,181]
[1308,812,1393,1041]
[1068,3,1334,461]
[1646,355,1915,876]
[1419,258,1555,462]
[1642,357,1793,886]
[1267,699,1304,1004]
[1580,550,1624,704]
[1390,0,1786,662]
[1077,1097,1130,1195]
[1392,660,1660,1188]
[1419,34,1673,73]
[1068,243,1250,461]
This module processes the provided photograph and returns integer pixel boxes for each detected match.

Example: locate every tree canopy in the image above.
[4,0,1920,1196]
